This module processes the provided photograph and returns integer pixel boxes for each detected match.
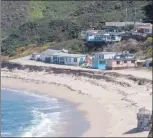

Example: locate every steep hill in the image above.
[1,1,150,57]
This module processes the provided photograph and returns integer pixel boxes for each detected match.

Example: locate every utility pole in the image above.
[134,8,136,31]
[125,8,128,26]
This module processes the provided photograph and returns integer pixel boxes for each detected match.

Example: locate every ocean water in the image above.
[1,88,89,137]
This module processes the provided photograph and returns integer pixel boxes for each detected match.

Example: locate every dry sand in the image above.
[10,56,152,80]
[1,62,152,137]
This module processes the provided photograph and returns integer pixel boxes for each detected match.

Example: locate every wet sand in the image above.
[2,77,110,137]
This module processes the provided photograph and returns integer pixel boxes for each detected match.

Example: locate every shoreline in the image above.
[1,64,152,137]
[2,76,111,137]
[2,87,89,137]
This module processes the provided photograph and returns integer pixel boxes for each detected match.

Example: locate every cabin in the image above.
[92,52,117,69]
[39,49,61,63]
[85,30,122,43]
[106,52,137,70]
[135,26,152,35]
[51,53,86,66]
[86,32,112,43]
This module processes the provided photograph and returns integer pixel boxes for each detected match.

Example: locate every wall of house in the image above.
[92,58,106,69]
[104,54,116,59]
[64,56,85,66]
[107,60,136,69]
[40,55,52,63]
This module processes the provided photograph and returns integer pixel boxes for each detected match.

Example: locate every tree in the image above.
[142,2,153,24]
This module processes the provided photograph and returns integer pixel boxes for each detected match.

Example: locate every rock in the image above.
[137,107,152,132]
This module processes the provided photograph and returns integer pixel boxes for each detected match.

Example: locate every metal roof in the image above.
[52,53,86,58]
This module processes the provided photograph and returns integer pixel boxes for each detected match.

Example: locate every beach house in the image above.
[106,52,137,70]
[39,49,62,63]
[51,53,86,66]
[86,32,112,44]
[92,52,117,69]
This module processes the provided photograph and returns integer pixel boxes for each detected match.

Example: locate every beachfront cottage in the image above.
[39,49,61,63]
[52,53,86,66]
[106,52,137,70]
[92,52,117,69]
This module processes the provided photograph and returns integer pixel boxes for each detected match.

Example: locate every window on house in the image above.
[53,56,57,61]
[60,57,64,61]
[74,58,77,62]
[131,60,135,63]
[67,58,71,62]
[117,61,120,64]
[99,60,105,64]
[124,60,127,63]
[99,55,104,59]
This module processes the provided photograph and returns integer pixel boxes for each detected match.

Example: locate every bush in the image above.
[113,39,139,53]
[41,45,49,51]
[22,51,29,56]
[146,37,152,43]
[50,39,85,53]
[9,51,16,57]
[145,46,152,58]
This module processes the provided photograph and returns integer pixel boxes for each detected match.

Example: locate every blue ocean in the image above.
[1,88,88,137]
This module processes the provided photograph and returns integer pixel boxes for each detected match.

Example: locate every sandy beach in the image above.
[1,60,152,137]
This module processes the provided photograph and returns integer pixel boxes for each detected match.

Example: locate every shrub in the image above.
[146,37,152,43]
[22,51,29,56]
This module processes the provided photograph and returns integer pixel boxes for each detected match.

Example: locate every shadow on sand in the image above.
[124,128,138,134]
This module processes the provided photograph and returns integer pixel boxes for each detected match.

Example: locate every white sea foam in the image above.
[2,88,63,137]
[21,109,60,137]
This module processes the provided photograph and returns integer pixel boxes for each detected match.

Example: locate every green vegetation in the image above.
[1,1,152,58]
[50,39,85,54]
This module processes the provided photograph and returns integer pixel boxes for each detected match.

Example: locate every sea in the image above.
[1,88,88,137]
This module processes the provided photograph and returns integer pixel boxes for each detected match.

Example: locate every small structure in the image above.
[135,26,152,35]
[84,30,122,43]
[30,53,41,61]
[86,32,112,43]
[51,53,86,66]
[109,32,122,42]
[106,52,136,70]
[39,49,61,63]
[92,52,117,69]
[137,107,152,132]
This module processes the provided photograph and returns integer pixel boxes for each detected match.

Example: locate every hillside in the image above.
[1,1,151,57]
